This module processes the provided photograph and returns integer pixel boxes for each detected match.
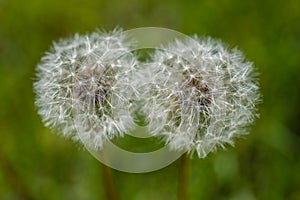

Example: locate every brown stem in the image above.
[0,148,35,200]
[101,163,119,200]
[178,153,188,200]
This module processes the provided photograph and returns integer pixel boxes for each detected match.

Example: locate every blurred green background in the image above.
[0,0,299,199]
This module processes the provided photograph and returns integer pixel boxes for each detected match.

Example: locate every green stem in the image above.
[178,153,188,200]
[101,163,119,200]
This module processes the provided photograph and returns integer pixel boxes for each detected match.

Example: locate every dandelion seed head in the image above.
[141,37,260,158]
[34,30,137,149]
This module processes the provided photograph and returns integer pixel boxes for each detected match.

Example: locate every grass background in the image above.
[0,0,299,199]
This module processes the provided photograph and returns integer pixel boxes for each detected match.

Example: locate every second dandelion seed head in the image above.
[141,37,260,158]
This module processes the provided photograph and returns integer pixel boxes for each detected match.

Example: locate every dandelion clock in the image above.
[34,30,138,150]
[142,37,260,158]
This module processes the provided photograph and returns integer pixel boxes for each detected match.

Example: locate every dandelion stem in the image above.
[178,153,188,200]
[101,163,119,200]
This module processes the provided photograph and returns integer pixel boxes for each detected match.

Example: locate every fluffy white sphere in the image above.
[140,37,260,158]
[34,30,138,149]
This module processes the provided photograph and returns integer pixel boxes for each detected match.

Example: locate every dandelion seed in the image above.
[34,30,137,149]
[141,37,260,158]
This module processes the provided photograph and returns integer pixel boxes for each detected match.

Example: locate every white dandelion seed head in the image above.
[34,29,138,149]
[141,37,260,158]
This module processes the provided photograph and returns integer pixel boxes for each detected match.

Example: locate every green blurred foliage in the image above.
[0,0,299,199]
